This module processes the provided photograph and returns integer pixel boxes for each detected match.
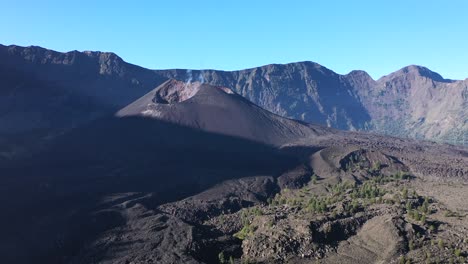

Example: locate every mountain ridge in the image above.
[0,44,467,264]
[3,44,463,81]
[1,44,466,146]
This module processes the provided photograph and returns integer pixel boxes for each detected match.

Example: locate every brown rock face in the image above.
[0,45,467,264]
[153,79,234,104]
[116,79,320,146]
[153,79,202,104]
[158,64,467,145]
[1,44,466,146]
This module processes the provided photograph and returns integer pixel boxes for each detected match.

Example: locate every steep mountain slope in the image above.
[116,79,321,145]
[157,63,372,131]
[0,44,164,109]
[0,44,166,159]
[1,44,466,146]
[368,66,468,143]
[0,47,467,263]
[2,77,466,264]
[0,80,322,263]
[157,64,468,145]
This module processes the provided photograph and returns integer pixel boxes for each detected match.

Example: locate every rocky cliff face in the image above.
[0,45,161,105]
[1,44,466,146]
[157,65,467,145]
[0,44,166,160]
[369,66,467,143]
[157,63,372,131]
[1,45,467,264]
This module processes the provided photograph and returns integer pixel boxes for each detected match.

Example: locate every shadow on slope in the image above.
[0,114,302,264]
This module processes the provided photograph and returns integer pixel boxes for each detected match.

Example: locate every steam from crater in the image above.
[184,69,193,89]
[153,79,234,104]
[197,71,205,84]
[184,69,205,88]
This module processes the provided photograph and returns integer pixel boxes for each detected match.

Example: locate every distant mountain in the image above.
[0,44,466,148]
[1,44,467,264]
[158,64,468,145]
[370,65,467,143]
[2,78,466,264]
[0,44,165,159]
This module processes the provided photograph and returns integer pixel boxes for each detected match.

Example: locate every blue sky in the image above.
[1,0,467,79]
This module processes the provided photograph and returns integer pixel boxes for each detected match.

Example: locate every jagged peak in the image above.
[1,44,124,65]
[346,70,375,81]
[230,60,326,72]
[265,61,330,70]
[82,50,122,61]
[380,65,452,83]
[2,44,464,82]
[248,61,339,78]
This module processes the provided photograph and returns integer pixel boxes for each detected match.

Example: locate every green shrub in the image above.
[218,251,225,264]
[267,197,272,205]
[426,251,431,260]
[399,256,406,264]
[444,210,459,217]
[406,201,412,211]
[413,211,421,221]
[409,240,415,250]
[422,197,430,214]
[438,239,444,249]
[234,224,254,240]
[371,161,381,172]
[402,187,408,199]
[312,174,318,184]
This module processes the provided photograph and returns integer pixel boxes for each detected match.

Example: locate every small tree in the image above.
[312,174,318,184]
[422,197,430,214]
[399,256,406,264]
[351,200,359,213]
[402,188,408,199]
[421,214,426,224]
[426,251,431,260]
[409,240,415,251]
[372,161,381,172]
[413,211,421,221]
[438,239,444,249]
[406,201,412,211]
[218,251,225,264]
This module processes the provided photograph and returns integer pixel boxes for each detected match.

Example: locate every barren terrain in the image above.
[0,45,466,264]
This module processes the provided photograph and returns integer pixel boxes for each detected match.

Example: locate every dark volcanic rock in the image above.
[0,44,466,146]
[0,44,467,264]
[117,79,320,145]
[0,44,167,159]
[0,79,318,263]
[157,62,372,131]
[157,64,468,145]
